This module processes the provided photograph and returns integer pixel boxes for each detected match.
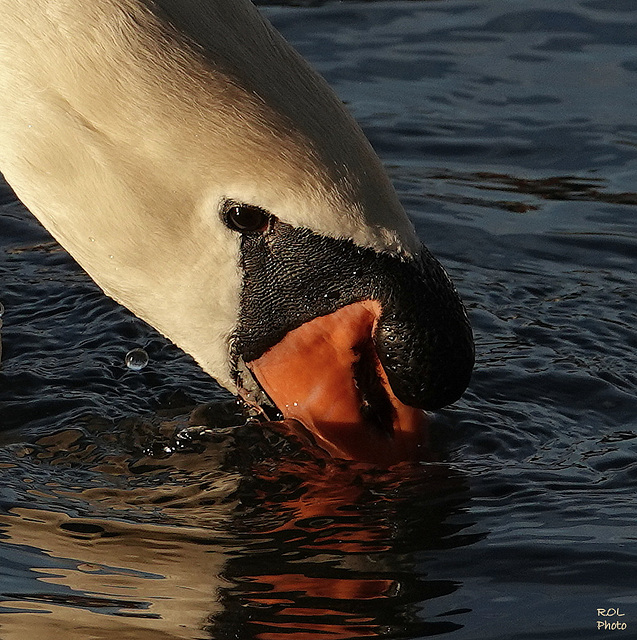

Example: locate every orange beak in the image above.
[247,301,428,465]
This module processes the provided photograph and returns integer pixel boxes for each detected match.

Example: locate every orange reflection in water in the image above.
[246,574,395,640]
[237,576,395,640]
[222,428,460,640]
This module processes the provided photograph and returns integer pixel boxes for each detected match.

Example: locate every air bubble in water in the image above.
[125,348,149,371]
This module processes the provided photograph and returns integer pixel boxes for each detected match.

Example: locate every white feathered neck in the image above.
[0,0,418,389]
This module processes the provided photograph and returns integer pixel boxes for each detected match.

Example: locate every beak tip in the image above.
[378,322,474,412]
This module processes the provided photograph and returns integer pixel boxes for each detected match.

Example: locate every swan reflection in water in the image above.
[0,414,481,639]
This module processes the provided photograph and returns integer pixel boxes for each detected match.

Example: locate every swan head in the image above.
[0,0,473,463]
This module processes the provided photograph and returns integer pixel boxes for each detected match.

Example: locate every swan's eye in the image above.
[224,204,270,233]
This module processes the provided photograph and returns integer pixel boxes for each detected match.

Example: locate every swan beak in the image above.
[232,222,474,465]
[247,300,427,464]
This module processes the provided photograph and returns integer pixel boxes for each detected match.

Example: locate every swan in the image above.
[0,0,474,463]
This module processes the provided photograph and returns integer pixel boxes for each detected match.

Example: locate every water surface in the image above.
[1,1,636,638]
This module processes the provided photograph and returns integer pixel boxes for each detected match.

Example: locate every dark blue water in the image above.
[1,1,636,638]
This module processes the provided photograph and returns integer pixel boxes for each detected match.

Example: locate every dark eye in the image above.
[224,203,270,233]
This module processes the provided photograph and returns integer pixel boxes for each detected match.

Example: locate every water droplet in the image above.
[89,236,95,243]
[125,348,149,371]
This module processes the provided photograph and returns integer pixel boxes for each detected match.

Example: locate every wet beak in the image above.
[233,221,473,465]
[247,301,428,465]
